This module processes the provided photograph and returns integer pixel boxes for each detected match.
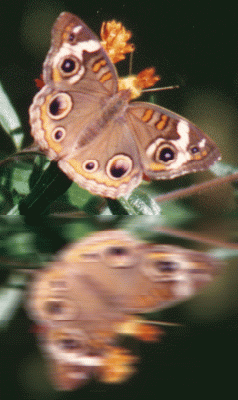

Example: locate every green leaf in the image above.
[0,273,26,329]
[11,165,32,196]
[0,81,24,150]
[108,189,160,215]
[19,161,72,217]
[210,160,238,176]
[67,183,93,208]
[119,189,161,215]
[7,204,21,215]
[67,183,105,214]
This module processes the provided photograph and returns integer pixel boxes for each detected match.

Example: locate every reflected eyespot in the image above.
[106,155,133,179]
[43,298,74,320]
[48,329,88,354]
[103,245,136,268]
[141,253,181,282]
[45,299,63,315]
[60,338,81,351]
[107,246,130,257]
[47,93,72,120]
[153,260,179,273]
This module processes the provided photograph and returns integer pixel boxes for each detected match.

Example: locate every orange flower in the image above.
[136,67,160,89]
[118,68,160,99]
[100,20,135,63]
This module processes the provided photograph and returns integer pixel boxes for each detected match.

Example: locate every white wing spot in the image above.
[54,39,101,67]
[52,39,101,83]
[72,25,82,34]
[177,120,190,136]
[199,138,206,148]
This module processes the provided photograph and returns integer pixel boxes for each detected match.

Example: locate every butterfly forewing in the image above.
[43,12,118,94]
[30,12,120,164]
[126,102,221,180]
[136,244,222,310]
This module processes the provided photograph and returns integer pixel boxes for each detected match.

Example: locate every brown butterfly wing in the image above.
[55,231,222,313]
[43,12,118,94]
[28,231,223,322]
[57,114,143,198]
[126,102,221,180]
[29,12,119,160]
[47,359,92,391]
[71,244,222,313]
[40,325,95,390]
[27,262,123,390]
[132,244,222,312]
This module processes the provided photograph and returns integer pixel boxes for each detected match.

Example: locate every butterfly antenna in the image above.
[129,50,134,75]
[142,84,180,93]
[134,319,181,327]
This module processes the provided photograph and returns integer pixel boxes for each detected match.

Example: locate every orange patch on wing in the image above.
[193,153,202,160]
[62,23,75,41]
[29,323,48,334]
[141,109,154,122]
[153,285,173,301]
[92,58,107,72]
[52,67,63,83]
[148,162,166,171]
[99,72,113,83]
[155,114,169,130]
[146,251,170,260]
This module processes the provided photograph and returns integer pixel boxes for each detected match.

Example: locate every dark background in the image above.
[0,1,238,399]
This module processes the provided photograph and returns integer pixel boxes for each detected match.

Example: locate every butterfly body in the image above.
[29,12,220,198]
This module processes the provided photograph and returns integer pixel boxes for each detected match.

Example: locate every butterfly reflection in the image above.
[27,230,223,390]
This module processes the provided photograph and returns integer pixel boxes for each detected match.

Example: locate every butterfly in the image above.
[26,229,222,390]
[29,12,221,199]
